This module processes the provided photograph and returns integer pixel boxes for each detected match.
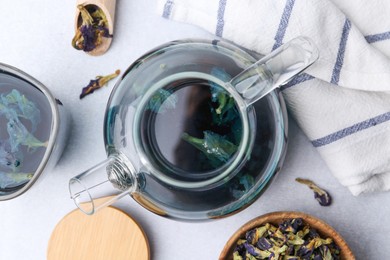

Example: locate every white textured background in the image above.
[0,0,389,259]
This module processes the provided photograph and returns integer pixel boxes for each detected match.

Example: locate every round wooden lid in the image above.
[47,206,150,260]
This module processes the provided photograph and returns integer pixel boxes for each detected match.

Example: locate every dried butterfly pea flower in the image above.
[279,218,303,233]
[243,242,263,257]
[295,178,332,206]
[209,67,239,125]
[286,233,305,246]
[7,118,48,152]
[246,225,268,245]
[0,172,33,190]
[1,89,41,132]
[210,88,237,126]
[79,70,120,99]
[0,90,48,190]
[72,5,112,52]
[181,131,238,166]
[231,174,255,199]
[145,89,178,113]
[0,140,22,171]
[210,67,231,100]
[232,218,341,259]
[0,89,46,155]
[257,237,272,250]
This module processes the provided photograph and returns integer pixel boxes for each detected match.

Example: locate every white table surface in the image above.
[1,1,389,259]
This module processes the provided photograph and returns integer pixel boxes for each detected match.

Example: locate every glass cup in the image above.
[0,63,70,200]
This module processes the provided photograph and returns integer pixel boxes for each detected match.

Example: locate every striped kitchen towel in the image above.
[158,0,390,196]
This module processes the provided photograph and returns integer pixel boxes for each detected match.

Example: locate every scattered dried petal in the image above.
[79,70,120,99]
[296,178,332,206]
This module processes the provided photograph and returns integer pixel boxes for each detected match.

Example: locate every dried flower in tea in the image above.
[0,89,47,190]
[231,173,255,199]
[174,66,243,169]
[0,90,47,154]
[7,118,48,152]
[72,4,112,52]
[0,140,22,171]
[1,89,41,132]
[0,172,33,190]
[210,68,238,126]
[182,131,238,167]
[145,89,178,113]
[80,70,120,99]
[295,178,332,206]
[233,218,341,260]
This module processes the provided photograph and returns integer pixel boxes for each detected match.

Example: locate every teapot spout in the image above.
[69,155,137,215]
[230,36,319,106]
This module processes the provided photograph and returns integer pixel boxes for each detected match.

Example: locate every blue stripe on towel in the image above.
[280,73,314,91]
[311,111,390,147]
[330,19,352,85]
[163,0,174,18]
[272,0,296,50]
[365,31,390,43]
[216,0,227,37]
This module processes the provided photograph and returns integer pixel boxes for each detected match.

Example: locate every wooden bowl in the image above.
[219,211,355,260]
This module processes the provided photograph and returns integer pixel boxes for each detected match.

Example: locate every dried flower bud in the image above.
[257,237,272,250]
[295,178,332,206]
[79,70,120,99]
[72,5,112,53]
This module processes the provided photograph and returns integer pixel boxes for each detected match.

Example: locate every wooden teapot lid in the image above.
[47,206,150,260]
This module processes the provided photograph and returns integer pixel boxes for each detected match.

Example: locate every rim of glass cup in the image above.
[133,71,251,189]
[0,63,60,200]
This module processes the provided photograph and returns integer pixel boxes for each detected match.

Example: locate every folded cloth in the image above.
[157,0,390,195]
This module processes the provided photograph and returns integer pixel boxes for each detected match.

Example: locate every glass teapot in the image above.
[69,37,318,221]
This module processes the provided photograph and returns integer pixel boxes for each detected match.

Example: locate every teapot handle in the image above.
[230,36,319,106]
